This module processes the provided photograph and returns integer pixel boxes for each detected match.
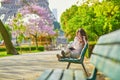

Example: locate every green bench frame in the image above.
[59,43,88,76]
[37,29,120,80]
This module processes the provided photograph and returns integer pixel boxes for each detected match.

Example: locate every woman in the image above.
[56,28,88,60]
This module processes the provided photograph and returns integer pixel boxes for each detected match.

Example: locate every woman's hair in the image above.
[78,28,88,41]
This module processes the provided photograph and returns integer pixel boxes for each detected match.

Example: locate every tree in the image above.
[0,20,19,55]
[105,0,120,5]
[9,4,55,49]
[60,5,78,41]
[60,1,120,41]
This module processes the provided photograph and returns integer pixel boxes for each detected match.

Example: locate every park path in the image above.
[0,50,93,80]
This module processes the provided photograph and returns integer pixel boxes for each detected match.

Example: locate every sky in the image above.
[48,0,79,22]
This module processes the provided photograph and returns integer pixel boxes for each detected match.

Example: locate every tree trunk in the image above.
[35,35,38,50]
[0,20,19,55]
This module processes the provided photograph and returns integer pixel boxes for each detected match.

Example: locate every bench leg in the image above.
[82,63,88,76]
[66,62,71,69]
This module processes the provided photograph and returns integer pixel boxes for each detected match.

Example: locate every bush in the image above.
[88,41,97,58]
[0,46,44,52]
[0,47,6,51]
[38,46,44,51]
[16,46,44,51]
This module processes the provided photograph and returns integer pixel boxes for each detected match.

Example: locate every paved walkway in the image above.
[0,50,95,80]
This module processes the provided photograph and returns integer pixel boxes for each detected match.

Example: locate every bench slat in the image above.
[60,58,80,63]
[48,69,63,80]
[93,45,112,56]
[74,70,86,80]
[97,29,120,44]
[37,69,53,80]
[109,45,120,61]
[90,54,120,80]
[92,44,120,61]
[62,70,73,80]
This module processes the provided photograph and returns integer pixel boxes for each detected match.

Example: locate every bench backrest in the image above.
[90,29,120,80]
[80,43,88,61]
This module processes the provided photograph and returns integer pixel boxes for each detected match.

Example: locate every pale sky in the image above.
[48,0,79,22]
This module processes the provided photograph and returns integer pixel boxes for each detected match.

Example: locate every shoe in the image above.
[61,50,65,57]
[56,54,61,61]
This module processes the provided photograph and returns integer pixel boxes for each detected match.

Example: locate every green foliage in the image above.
[37,46,44,51]
[0,46,44,52]
[0,45,44,57]
[87,41,97,58]
[9,13,26,41]
[17,34,25,43]
[0,47,6,51]
[16,46,44,51]
[60,1,120,41]
[60,5,78,40]
[88,41,97,45]
[85,49,89,58]
[105,0,120,5]
[12,13,25,30]
[0,52,12,57]
[0,24,12,40]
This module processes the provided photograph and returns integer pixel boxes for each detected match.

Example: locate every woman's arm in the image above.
[83,36,87,44]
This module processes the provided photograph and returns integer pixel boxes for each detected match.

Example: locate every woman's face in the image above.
[77,31,82,38]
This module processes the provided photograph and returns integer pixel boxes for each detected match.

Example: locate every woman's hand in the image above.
[83,36,87,44]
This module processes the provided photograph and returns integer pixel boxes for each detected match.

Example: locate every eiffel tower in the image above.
[0,0,56,23]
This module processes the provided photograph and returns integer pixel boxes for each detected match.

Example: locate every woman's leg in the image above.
[63,48,71,57]
[56,48,71,60]
[61,50,66,57]
[56,54,62,60]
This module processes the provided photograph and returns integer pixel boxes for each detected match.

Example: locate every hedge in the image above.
[0,46,44,52]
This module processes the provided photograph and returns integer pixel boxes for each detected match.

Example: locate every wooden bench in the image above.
[37,29,120,80]
[37,69,86,80]
[59,43,88,76]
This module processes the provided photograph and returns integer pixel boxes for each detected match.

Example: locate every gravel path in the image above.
[0,50,95,80]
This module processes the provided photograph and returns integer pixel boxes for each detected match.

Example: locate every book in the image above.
[69,47,75,50]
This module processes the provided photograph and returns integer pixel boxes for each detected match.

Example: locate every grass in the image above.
[0,51,13,57]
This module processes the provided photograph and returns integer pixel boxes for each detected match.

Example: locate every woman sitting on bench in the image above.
[56,28,88,60]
